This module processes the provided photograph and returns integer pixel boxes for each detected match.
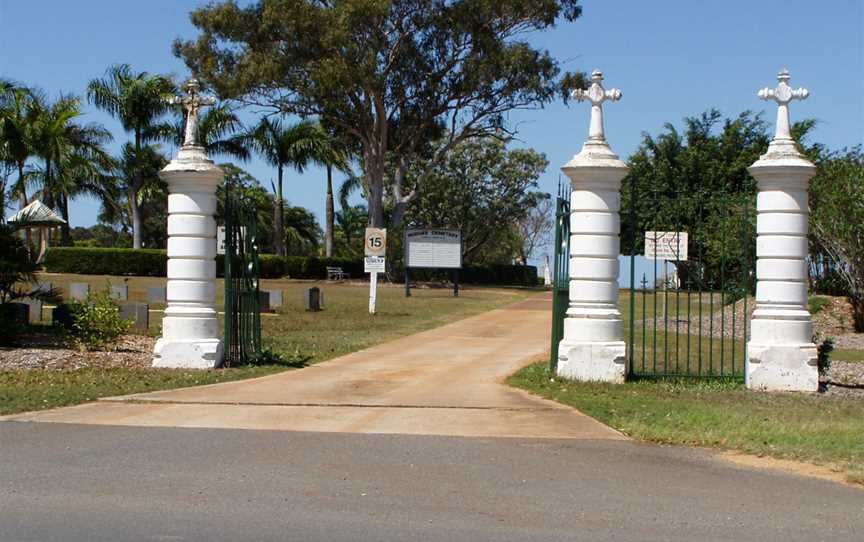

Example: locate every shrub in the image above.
[44,247,166,276]
[816,336,835,378]
[65,290,132,350]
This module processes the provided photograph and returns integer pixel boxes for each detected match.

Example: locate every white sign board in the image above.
[217,226,246,255]
[645,231,688,261]
[364,228,387,257]
[405,229,462,269]
[364,256,386,273]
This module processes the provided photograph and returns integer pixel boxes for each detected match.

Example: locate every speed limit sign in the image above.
[364,228,386,257]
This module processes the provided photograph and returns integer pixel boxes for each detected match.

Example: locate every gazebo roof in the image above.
[7,200,66,226]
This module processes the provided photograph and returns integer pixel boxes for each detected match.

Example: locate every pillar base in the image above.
[153,338,224,369]
[746,342,818,392]
[557,340,626,383]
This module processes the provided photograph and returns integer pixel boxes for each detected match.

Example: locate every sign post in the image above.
[364,228,386,314]
[404,229,463,297]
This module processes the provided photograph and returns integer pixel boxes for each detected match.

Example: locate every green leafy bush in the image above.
[44,247,167,276]
[65,291,132,350]
[816,336,835,377]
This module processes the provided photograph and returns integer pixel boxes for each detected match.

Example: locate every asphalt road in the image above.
[1,422,861,541]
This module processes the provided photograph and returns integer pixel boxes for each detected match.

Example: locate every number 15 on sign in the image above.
[364,228,386,314]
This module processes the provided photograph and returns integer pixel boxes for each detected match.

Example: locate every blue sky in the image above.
[1,0,862,266]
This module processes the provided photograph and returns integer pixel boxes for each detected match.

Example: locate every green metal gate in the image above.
[550,180,571,371]
[223,181,262,366]
[624,179,755,379]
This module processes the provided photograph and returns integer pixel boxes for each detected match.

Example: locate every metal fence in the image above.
[550,180,571,371]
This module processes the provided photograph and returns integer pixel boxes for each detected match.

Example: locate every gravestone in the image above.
[34,281,53,295]
[258,290,272,313]
[52,304,73,329]
[24,299,43,322]
[110,284,128,301]
[119,301,149,334]
[3,303,29,326]
[69,283,90,301]
[147,286,167,303]
[264,289,283,308]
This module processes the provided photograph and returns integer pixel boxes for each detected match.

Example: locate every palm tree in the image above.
[172,103,249,162]
[248,118,329,257]
[1,82,40,214]
[29,95,113,245]
[87,64,175,249]
[306,124,351,258]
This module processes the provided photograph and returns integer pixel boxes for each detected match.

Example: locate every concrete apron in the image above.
[3,295,622,440]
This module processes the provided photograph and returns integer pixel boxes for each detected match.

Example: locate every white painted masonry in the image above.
[556,70,627,383]
[152,80,224,369]
[746,69,818,392]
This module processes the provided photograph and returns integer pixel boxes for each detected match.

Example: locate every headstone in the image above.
[304,287,322,311]
[258,290,272,313]
[69,282,90,301]
[23,299,43,322]
[52,304,73,329]
[147,286,167,303]
[34,281,53,294]
[3,303,29,326]
[118,301,149,334]
[265,289,283,308]
[110,284,128,301]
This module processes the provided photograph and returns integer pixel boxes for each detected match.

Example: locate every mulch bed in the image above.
[0,333,155,371]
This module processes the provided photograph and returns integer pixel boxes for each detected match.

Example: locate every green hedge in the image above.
[44,247,537,285]
[44,247,167,276]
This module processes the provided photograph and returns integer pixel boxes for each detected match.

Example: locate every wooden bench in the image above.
[326,266,350,281]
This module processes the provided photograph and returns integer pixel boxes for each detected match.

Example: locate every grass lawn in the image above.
[0,274,533,416]
[509,362,864,484]
[0,365,285,416]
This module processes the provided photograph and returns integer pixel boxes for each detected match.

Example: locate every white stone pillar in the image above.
[557,70,627,383]
[746,69,817,392]
[153,80,223,369]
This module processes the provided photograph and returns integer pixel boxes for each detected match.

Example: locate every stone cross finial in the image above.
[169,78,216,148]
[758,69,809,142]
[572,70,622,143]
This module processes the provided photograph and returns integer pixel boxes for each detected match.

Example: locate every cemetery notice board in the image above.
[404,229,462,297]
[644,231,688,261]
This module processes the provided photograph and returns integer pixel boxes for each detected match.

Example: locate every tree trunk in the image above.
[17,162,31,248]
[391,200,408,228]
[852,291,864,333]
[132,133,143,249]
[130,188,143,249]
[325,165,334,258]
[274,164,285,257]
[59,193,72,246]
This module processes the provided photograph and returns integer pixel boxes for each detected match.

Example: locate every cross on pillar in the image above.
[169,78,216,148]
[757,68,809,142]
[572,70,622,143]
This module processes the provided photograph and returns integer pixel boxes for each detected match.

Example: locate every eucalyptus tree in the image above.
[87,64,176,249]
[175,0,585,228]
[248,117,328,257]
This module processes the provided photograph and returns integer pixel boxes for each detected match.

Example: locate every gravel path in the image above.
[0,333,155,371]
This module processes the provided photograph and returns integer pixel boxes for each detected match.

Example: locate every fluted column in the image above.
[557,70,627,383]
[153,80,223,369]
[746,69,817,391]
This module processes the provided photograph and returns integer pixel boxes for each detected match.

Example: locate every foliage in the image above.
[810,147,864,331]
[808,296,830,315]
[64,290,132,350]
[333,204,367,259]
[171,102,249,161]
[621,110,820,290]
[282,204,322,256]
[176,0,585,228]
[87,64,176,249]
[44,247,167,276]
[816,336,834,377]
[406,137,549,264]
[217,163,277,252]
[0,220,60,304]
[70,224,132,248]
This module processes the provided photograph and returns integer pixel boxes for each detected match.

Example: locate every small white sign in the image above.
[217,226,247,255]
[645,231,688,261]
[405,229,462,269]
[364,256,386,273]
[365,228,387,257]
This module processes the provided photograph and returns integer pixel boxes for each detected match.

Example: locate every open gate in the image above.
[550,180,571,371]
[623,178,755,379]
[223,181,262,366]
